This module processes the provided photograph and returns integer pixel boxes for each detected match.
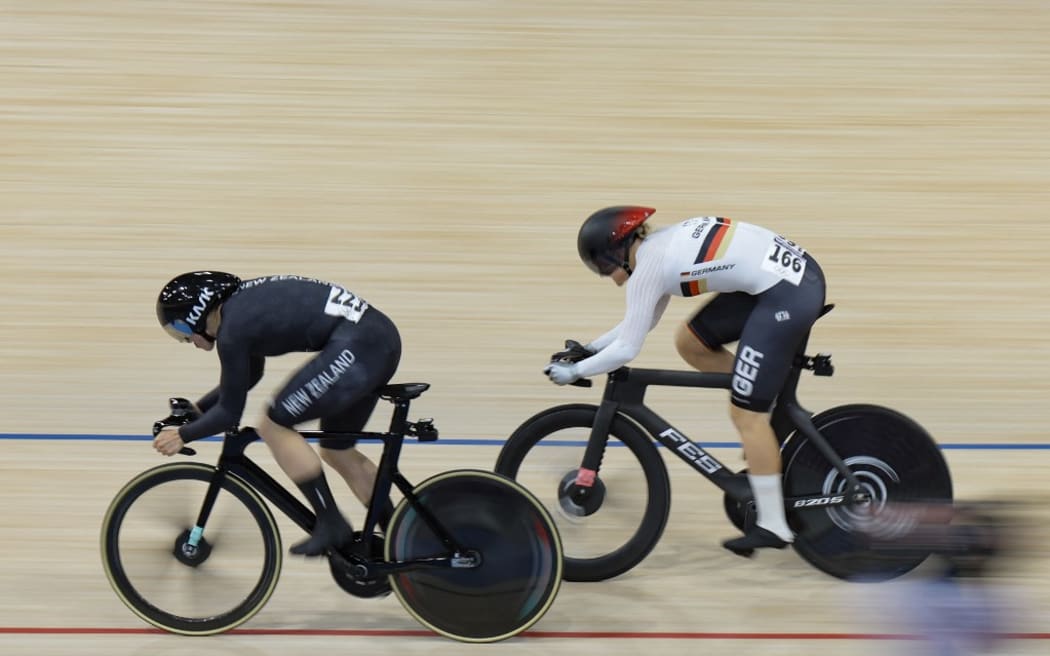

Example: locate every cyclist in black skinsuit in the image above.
[153,271,402,556]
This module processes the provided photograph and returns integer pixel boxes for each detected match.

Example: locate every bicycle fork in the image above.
[175,429,318,567]
[572,400,618,490]
[171,468,226,566]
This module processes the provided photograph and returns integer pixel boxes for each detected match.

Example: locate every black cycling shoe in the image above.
[722,526,791,558]
[290,516,354,557]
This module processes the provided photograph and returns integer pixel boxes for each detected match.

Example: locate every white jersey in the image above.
[575,217,808,379]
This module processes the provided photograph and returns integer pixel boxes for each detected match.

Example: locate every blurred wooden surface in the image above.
[1,1,1048,654]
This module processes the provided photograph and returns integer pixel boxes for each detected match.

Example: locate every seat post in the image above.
[366,396,414,532]
[387,398,411,435]
[771,331,812,443]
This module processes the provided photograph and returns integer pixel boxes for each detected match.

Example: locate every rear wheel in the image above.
[782,404,953,581]
[386,470,562,642]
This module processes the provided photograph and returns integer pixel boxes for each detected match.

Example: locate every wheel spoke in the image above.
[495,406,671,582]
[102,464,280,634]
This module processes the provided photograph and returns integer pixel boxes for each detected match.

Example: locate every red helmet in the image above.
[577,206,655,275]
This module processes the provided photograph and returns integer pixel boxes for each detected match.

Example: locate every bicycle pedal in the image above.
[722,528,789,558]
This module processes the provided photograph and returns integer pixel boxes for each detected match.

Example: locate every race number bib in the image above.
[761,235,807,285]
[324,286,369,323]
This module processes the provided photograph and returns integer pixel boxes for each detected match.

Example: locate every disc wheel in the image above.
[783,404,953,581]
[385,470,562,642]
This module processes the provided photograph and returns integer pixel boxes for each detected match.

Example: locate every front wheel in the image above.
[100,462,282,634]
[495,404,671,582]
[385,470,562,643]
[782,404,953,581]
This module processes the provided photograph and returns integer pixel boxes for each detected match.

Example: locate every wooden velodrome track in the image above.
[2,1,1048,654]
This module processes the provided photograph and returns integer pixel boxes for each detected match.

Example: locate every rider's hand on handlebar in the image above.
[544,361,580,386]
[153,426,187,456]
[152,397,200,456]
[550,339,593,364]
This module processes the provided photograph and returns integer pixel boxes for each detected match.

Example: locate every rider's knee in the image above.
[320,446,340,467]
[675,322,718,362]
[259,405,298,441]
[728,401,770,433]
[321,444,363,468]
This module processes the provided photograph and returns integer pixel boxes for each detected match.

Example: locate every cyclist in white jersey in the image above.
[544,206,827,556]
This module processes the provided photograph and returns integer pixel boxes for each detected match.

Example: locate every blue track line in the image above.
[1,433,1048,450]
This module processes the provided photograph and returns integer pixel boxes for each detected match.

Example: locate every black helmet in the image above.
[577,206,655,275]
[156,271,241,341]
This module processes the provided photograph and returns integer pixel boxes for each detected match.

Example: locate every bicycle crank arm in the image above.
[368,551,483,576]
[328,551,440,582]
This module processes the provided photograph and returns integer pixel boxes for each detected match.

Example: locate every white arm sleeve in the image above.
[574,256,669,379]
[586,322,622,352]
[587,294,669,352]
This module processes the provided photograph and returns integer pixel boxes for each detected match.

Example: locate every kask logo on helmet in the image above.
[185,288,215,327]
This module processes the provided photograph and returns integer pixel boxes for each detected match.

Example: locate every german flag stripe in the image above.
[693,218,734,264]
[679,279,705,296]
[712,219,736,260]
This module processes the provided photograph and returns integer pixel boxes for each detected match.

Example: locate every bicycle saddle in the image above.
[379,383,430,401]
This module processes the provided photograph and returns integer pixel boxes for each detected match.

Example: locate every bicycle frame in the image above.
[180,396,476,577]
[574,333,870,510]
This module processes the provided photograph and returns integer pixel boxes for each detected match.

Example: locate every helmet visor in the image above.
[585,240,630,276]
[590,253,623,276]
[162,319,194,343]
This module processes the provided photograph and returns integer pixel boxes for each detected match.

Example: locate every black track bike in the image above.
[495,305,952,582]
[102,383,563,642]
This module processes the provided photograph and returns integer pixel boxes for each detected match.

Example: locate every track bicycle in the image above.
[102,383,563,642]
[495,304,952,582]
